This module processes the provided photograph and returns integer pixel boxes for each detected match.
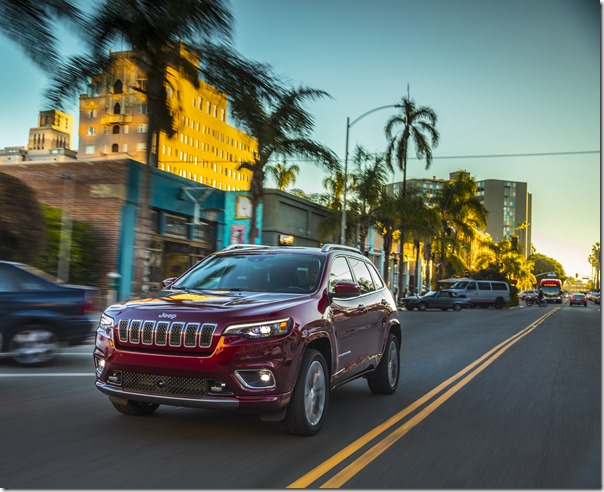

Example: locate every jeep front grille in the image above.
[122,371,208,396]
[117,319,216,348]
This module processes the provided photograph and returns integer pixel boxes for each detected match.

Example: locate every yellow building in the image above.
[78,49,256,191]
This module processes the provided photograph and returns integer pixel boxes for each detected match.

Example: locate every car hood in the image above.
[105,289,311,320]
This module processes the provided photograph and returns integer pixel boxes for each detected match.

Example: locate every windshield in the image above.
[172,253,324,294]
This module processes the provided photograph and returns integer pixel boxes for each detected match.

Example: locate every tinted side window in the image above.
[0,266,17,292]
[348,257,375,294]
[478,282,492,290]
[367,262,385,290]
[492,282,508,291]
[328,256,353,292]
[466,282,477,290]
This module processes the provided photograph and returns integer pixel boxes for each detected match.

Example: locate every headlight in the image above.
[97,313,115,338]
[223,318,291,339]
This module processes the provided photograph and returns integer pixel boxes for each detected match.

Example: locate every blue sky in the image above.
[0,0,600,278]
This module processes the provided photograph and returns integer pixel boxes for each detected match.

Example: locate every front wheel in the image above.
[283,349,329,436]
[494,298,505,309]
[452,303,462,311]
[111,399,159,416]
[417,302,427,311]
[368,333,400,394]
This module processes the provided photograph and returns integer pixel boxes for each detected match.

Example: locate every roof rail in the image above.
[221,244,271,251]
[320,244,362,254]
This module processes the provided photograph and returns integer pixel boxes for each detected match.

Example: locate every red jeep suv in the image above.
[94,244,401,435]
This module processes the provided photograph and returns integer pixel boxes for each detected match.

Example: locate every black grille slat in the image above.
[184,323,199,347]
[122,372,208,396]
[130,320,142,343]
[169,322,185,347]
[156,322,169,346]
[142,321,155,345]
[200,324,216,347]
[118,319,129,343]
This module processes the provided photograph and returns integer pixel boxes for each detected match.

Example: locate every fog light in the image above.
[107,370,122,385]
[234,369,276,389]
[95,357,106,374]
[208,380,233,395]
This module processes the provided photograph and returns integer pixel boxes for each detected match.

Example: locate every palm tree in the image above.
[266,161,300,191]
[0,0,83,71]
[230,86,340,243]
[384,91,439,294]
[348,146,389,252]
[589,242,600,290]
[374,188,406,289]
[432,172,487,281]
[44,0,281,292]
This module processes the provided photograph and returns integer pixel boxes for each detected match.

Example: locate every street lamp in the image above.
[340,103,402,245]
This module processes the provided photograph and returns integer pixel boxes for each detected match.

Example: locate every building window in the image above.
[112,125,120,134]
[124,125,129,134]
[137,79,147,91]
[136,142,147,151]
[85,145,95,154]
[137,124,148,133]
[87,127,96,136]
[112,143,119,152]
[138,104,147,114]
[113,102,121,114]
[88,109,97,118]
[123,144,128,153]
[113,80,123,94]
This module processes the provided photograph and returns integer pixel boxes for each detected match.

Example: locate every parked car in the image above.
[402,289,472,311]
[448,280,510,309]
[94,244,401,436]
[520,289,538,300]
[0,261,100,365]
[569,293,587,307]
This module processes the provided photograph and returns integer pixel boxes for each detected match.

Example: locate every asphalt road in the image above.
[0,300,600,488]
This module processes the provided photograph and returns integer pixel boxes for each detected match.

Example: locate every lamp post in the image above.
[340,103,402,245]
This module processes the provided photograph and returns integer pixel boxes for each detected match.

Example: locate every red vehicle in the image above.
[94,244,401,435]
[539,278,563,304]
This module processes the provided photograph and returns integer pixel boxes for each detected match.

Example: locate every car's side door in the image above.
[328,256,371,383]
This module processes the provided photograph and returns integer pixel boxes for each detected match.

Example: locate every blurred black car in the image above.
[401,289,472,311]
[569,293,587,307]
[0,261,100,365]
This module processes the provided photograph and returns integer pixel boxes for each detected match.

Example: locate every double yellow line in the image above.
[288,307,560,489]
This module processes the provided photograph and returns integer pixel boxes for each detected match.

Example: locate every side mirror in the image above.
[162,277,177,288]
[329,281,361,299]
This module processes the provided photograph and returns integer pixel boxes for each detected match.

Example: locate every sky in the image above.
[0,0,600,279]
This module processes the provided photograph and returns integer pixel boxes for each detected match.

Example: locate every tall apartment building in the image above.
[476,179,532,255]
[78,49,256,191]
[387,174,533,257]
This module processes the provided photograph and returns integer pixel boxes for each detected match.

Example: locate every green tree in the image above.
[528,252,566,281]
[0,173,46,262]
[348,146,389,252]
[266,161,300,191]
[476,237,536,290]
[432,171,487,281]
[374,188,406,288]
[384,91,439,294]
[231,86,340,243]
[589,242,600,290]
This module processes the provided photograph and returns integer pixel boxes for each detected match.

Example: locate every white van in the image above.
[448,280,510,309]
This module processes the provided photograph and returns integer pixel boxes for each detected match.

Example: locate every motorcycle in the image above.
[525,295,547,307]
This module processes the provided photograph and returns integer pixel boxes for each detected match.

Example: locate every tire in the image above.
[452,303,462,312]
[8,326,60,366]
[368,333,400,395]
[283,349,329,436]
[111,399,159,416]
[418,302,427,311]
[494,298,504,309]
